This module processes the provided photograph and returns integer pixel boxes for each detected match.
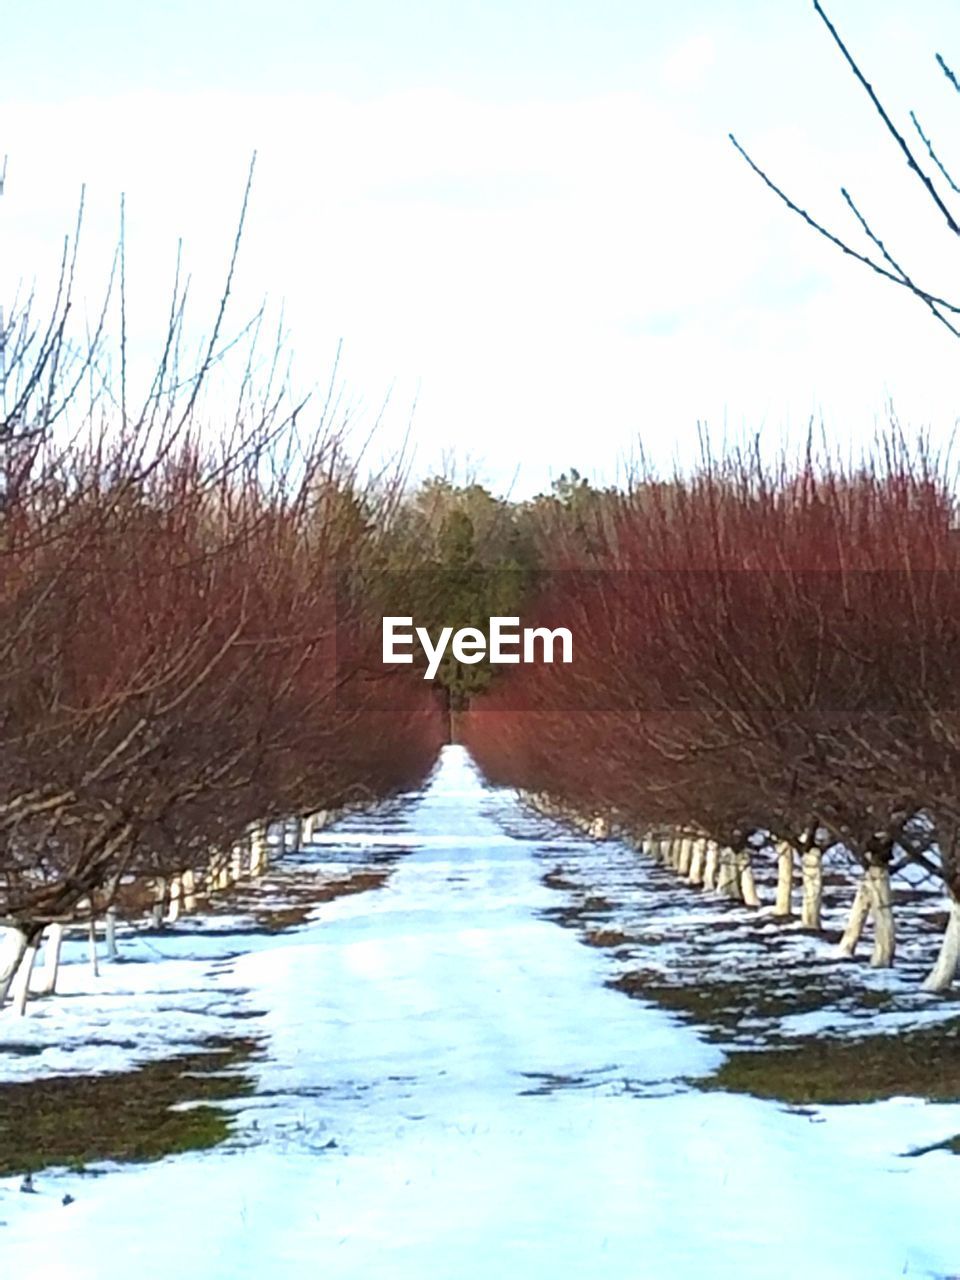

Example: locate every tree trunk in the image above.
[738,851,761,907]
[837,878,870,957]
[151,878,167,927]
[0,927,30,1009]
[716,848,743,900]
[88,918,100,977]
[703,841,720,891]
[923,897,960,993]
[677,837,693,877]
[250,825,268,876]
[10,938,40,1016]
[687,838,705,886]
[32,923,65,996]
[866,865,896,968]
[800,848,823,929]
[303,812,315,844]
[774,841,795,916]
[166,875,182,924]
[105,908,119,959]
[182,869,197,912]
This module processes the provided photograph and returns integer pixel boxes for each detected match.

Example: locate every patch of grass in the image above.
[518,1070,591,1096]
[609,969,847,1030]
[609,968,896,1038]
[699,1020,960,1104]
[904,1133,960,1157]
[0,1035,261,1176]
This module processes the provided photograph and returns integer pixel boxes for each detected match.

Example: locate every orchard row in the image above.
[463,442,960,992]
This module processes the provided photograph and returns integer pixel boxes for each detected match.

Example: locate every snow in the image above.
[2,746,960,1278]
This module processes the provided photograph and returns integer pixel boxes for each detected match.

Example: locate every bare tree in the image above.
[732,1,960,337]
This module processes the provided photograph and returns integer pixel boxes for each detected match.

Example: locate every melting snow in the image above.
[1,747,958,1278]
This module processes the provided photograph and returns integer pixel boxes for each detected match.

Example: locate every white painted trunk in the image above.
[32,923,65,995]
[250,826,269,876]
[10,939,39,1015]
[88,918,100,978]
[837,878,870,957]
[715,848,743,899]
[314,809,329,831]
[105,908,119,959]
[866,865,896,968]
[0,927,30,1008]
[703,841,720,892]
[687,838,706,886]
[230,846,244,882]
[151,878,167,927]
[738,851,761,907]
[166,875,182,924]
[182,869,197,912]
[302,812,315,844]
[800,849,823,929]
[923,898,960,993]
[774,841,795,916]
[677,838,693,878]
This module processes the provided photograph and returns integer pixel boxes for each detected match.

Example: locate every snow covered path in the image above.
[3,747,960,1278]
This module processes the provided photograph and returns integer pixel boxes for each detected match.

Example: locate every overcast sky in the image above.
[6,1,960,493]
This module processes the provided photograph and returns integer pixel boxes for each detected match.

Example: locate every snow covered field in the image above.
[2,747,959,1278]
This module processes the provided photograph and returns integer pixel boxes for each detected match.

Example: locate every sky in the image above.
[5,1,960,494]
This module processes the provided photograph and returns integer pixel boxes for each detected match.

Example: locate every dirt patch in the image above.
[310,869,389,903]
[0,1035,261,1176]
[250,869,390,932]
[583,928,635,948]
[581,894,613,913]
[543,868,578,892]
[540,880,616,932]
